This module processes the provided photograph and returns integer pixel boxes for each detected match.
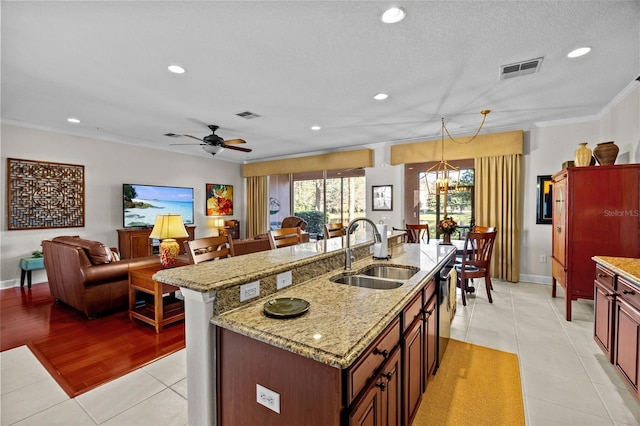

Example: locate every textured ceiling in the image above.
[2,1,639,163]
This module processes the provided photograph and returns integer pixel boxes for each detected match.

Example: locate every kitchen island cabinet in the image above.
[592,256,640,399]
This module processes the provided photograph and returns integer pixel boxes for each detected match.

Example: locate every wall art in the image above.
[372,184,393,211]
[8,158,85,230]
[206,183,233,216]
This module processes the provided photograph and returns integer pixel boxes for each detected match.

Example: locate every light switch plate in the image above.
[276,271,292,290]
[256,384,280,413]
[240,281,260,302]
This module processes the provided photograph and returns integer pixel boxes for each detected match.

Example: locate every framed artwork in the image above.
[206,184,233,216]
[7,158,85,230]
[372,185,393,211]
[536,175,553,224]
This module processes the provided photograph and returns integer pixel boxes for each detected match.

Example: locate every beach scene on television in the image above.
[123,184,194,228]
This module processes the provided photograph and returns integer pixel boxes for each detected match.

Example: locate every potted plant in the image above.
[438,216,458,244]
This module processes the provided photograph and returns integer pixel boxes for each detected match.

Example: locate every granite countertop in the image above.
[592,256,640,287]
[213,243,455,369]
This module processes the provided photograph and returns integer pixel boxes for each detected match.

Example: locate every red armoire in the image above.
[551,164,640,321]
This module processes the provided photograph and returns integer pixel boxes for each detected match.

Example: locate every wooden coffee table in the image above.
[128,264,185,333]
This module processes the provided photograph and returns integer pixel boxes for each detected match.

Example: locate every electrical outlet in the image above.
[539,255,547,263]
[256,384,280,413]
[240,281,260,302]
[276,271,292,290]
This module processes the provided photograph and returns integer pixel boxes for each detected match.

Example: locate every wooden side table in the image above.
[129,264,185,333]
[20,257,45,289]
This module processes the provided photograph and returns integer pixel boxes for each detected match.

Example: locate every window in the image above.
[268,169,366,239]
[406,160,474,239]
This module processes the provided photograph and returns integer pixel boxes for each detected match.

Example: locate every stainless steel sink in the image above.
[330,265,418,289]
[331,274,405,290]
[360,265,419,280]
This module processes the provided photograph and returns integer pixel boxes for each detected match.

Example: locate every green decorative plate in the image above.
[263,297,310,319]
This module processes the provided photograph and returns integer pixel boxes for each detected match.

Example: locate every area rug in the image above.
[1,283,185,398]
[414,339,525,425]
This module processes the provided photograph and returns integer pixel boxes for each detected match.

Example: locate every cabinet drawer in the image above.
[402,292,423,333]
[618,277,640,312]
[595,266,615,290]
[347,316,400,405]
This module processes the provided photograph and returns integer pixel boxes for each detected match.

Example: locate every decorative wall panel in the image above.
[7,158,85,230]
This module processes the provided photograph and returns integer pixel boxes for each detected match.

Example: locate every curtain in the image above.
[245,176,269,238]
[474,154,523,282]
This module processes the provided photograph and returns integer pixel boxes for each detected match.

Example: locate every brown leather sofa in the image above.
[42,236,160,318]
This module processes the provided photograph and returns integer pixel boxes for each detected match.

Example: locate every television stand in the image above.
[117,226,196,259]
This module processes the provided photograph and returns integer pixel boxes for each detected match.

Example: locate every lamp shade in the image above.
[149,214,189,240]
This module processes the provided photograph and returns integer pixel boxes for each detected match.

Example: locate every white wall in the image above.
[365,144,403,228]
[1,124,244,287]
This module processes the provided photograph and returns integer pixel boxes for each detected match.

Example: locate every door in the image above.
[403,318,423,424]
[424,294,438,380]
[594,280,615,361]
[614,298,640,393]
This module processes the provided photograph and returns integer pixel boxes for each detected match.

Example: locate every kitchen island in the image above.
[154,232,455,425]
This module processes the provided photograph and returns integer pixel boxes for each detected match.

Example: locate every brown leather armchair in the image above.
[42,236,160,318]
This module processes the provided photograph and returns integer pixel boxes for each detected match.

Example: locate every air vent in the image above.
[236,111,261,120]
[500,57,543,80]
[164,133,181,137]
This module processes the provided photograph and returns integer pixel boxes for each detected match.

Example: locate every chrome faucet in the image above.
[345,217,382,270]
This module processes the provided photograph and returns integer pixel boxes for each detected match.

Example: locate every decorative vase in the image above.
[574,142,592,167]
[593,141,619,165]
[442,233,452,244]
[159,238,180,268]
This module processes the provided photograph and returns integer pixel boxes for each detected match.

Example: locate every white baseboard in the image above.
[519,274,552,285]
[1,279,19,289]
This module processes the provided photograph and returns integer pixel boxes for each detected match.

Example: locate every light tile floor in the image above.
[2,281,639,425]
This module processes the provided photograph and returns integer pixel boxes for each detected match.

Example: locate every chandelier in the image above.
[425,110,490,212]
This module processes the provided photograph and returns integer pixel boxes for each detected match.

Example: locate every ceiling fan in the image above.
[168,124,252,156]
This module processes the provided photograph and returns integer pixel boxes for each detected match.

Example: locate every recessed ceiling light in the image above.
[311,125,321,131]
[567,47,591,58]
[373,93,389,100]
[168,64,186,74]
[381,7,406,24]
[67,118,80,123]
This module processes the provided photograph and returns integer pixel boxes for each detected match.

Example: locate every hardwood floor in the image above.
[0,282,185,397]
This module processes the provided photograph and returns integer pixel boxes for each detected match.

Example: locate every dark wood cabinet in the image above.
[219,220,240,239]
[350,346,401,426]
[424,293,438,380]
[117,226,196,259]
[551,165,640,320]
[594,266,616,362]
[593,262,640,400]
[614,276,640,397]
[403,314,423,424]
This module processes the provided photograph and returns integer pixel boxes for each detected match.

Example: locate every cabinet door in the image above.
[349,384,382,426]
[594,280,615,362]
[614,297,640,394]
[381,347,401,426]
[424,294,438,381]
[403,318,423,424]
[350,347,401,426]
[551,174,567,269]
[130,231,153,258]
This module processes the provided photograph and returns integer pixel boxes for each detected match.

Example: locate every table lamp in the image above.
[149,214,189,268]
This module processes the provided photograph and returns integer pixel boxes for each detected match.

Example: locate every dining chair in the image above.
[184,234,235,264]
[455,230,497,306]
[323,223,346,239]
[405,223,430,244]
[473,225,496,233]
[268,227,304,249]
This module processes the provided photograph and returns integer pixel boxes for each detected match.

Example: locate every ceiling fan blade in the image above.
[169,143,205,146]
[183,134,203,141]
[224,138,247,145]
[224,144,252,153]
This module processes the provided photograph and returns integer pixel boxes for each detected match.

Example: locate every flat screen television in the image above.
[123,183,194,228]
